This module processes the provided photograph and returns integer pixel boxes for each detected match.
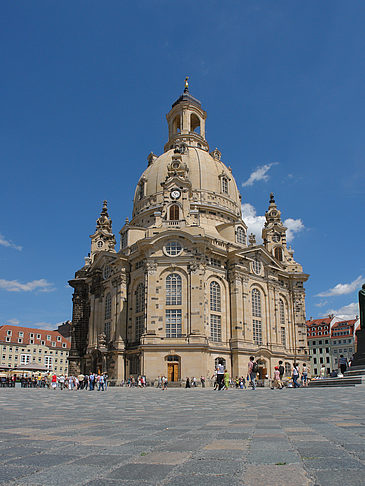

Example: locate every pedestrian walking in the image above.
[292,364,300,387]
[338,355,348,375]
[301,363,308,387]
[248,356,258,390]
[200,376,205,388]
[185,377,191,388]
[271,367,282,389]
[223,369,230,390]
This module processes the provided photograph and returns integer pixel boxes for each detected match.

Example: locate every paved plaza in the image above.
[1,386,365,486]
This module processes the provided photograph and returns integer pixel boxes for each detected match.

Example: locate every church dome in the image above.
[132,81,242,222]
[133,147,242,218]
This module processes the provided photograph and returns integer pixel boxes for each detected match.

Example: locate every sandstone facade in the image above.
[68,84,309,383]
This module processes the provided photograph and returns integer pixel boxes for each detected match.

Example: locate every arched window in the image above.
[190,113,200,133]
[236,226,246,245]
[166,273,182,306]
[138,182,144,201]
[252,289,261,317]
[221,177,228,194]
[173,114,181,134]
[274,247,283,261]
[105,293,112,320]
[279,299,285,325]
[210,281,221,312]
[215,357,226,368]
[135,283,145,314]
[169,204,179,221]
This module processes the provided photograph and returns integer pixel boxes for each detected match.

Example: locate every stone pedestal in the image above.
[352,328,365,367]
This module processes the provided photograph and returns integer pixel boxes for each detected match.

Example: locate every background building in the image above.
[69,84,309,383]
[306,316,360,376]
[0,325,70,374]
[330,318,359,370]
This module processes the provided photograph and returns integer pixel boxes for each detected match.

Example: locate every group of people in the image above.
[185,376,206,388]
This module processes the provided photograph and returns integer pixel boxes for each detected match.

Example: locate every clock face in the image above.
[171,189,181,199]
[272,233,281,242]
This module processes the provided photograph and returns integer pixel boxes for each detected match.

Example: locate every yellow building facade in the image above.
[69,85,309,383]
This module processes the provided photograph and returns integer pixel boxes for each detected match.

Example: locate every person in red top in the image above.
[51,374,57,390]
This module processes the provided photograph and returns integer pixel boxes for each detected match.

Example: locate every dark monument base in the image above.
[352,328,365,368]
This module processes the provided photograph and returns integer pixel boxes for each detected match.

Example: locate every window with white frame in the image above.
[253,259,262,274]
[135,315,144,341]
[253,319,262,345]
[210,314,222,342]
[20,354,31,365]
[57,336,61,341]
[166,309,182,338]
[105,293,112,320]
[165,241,183,256]
[47,335,51,341]
[166,274,182,306]
[135,283,145,313]
[252,289,261,317]
[210,281,221,312]
[236,226,246,245]
[281,327,286,346]
[7,330,12,336]
[44,356,53,369]
[221,176,228,194]
[19,332,24,337]
[279,299,285,325]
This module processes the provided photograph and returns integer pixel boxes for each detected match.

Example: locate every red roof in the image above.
[0,325,70,349]
[331,319,356,329]
[306,317,332,327]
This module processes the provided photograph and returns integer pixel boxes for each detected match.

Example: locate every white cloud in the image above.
[0,278,55,293]
[316,275,363,297]
[241,203,266,243]
[326,302,359,321]
[315,301,328,308]
[0,234,22,251]
[7,318,20,325]
[241,203,305,244]
[284,218,305,243]
[31,322,60,330]
[242,162,278,187]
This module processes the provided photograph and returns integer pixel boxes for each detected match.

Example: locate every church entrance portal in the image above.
[166,355,180,382]
[167,363,179,382]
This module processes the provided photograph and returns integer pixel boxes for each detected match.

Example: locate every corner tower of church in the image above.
[69,82,309,384]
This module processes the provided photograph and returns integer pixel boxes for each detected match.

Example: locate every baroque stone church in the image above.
[68,82,309,383]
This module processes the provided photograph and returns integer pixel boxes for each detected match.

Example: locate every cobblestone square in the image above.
[1,386,365,485]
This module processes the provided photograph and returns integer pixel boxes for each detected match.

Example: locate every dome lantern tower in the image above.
[164,78,209,152]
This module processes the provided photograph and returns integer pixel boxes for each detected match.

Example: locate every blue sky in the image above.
[1,1,364,329]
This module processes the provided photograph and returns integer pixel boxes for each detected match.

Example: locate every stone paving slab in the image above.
[1,386,365,485]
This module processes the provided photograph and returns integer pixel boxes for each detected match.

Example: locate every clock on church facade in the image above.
[68,83,309,384]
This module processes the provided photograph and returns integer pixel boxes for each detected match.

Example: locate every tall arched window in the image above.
[135,283,145,342]
[252,288,262,345]
[236,227,246,245]
[135,283,145,314]
[169,204,179,221]
[138,181,144,201]
[210,281,222,342]
[166,273,182,306]
[105,293,112,320]
[252,289,261,317]
[274,247,283,261]
[279,299,285,325]
[210,281,221,312]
